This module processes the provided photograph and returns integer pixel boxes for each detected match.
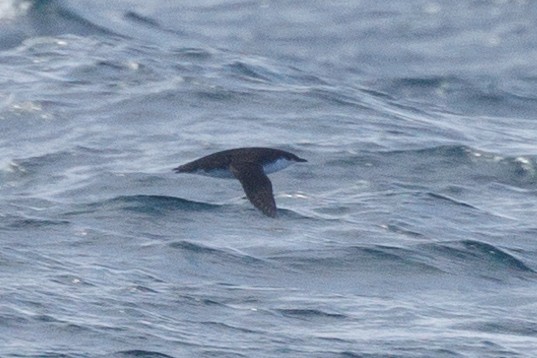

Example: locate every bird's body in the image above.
[174,147,307,217]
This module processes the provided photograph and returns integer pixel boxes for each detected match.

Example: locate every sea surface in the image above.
[1,0,537,357]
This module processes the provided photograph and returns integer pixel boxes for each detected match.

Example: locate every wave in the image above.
[269,239,535,283]
[1,213,70,230]
[426,192,479,210]
[382,74,537,119]
[275,308,347,320]
[72,195,218,216]
[65,194,311,219]
[28,0,121,37]
[458,318,537,337]
[4,217,70,229]
[224,59,326,87]
[331,145,537,190]
[168,240,268,267]
[419,239,535,278]
[114,351,175,358]
[269,245,442,274]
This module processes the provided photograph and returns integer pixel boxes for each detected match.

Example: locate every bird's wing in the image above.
[230,162,277,218]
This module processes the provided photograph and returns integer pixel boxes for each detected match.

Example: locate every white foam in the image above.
[0,0,30,20]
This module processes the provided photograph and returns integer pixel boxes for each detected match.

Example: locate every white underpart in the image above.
[263,158,293,174]
[194,158,293,179]
[196,168,235,179]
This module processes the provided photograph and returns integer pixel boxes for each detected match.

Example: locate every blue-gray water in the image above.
[1,0,537,357]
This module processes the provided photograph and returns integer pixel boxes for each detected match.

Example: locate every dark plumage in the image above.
[174,147,307,217]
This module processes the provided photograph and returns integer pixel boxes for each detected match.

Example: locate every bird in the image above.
[173,147,307,217]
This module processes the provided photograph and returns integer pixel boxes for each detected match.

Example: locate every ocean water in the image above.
[1,0,537,357]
